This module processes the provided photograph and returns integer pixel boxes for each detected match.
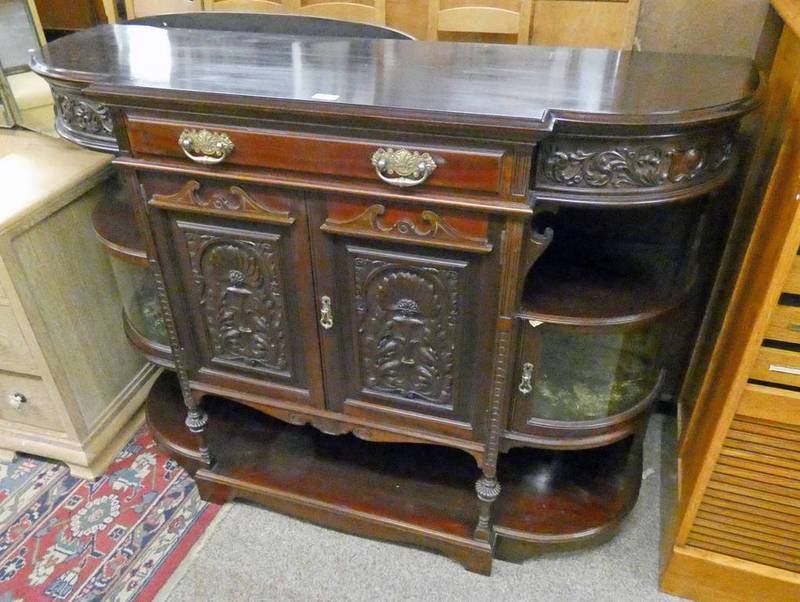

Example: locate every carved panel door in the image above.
[309,197,501,440]
[141,174,324,407]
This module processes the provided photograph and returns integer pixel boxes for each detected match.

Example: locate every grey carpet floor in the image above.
[158,414,686,602]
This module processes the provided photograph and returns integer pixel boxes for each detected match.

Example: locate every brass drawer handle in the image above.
[371,148,437,188]
[320,295,334,330]
[178,129,235,165]
[8,392,26,410]
[518,362,534,395]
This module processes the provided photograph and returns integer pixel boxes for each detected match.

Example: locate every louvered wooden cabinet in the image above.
[661,1,800,598]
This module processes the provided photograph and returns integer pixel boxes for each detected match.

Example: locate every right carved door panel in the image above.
[309,198,500,439]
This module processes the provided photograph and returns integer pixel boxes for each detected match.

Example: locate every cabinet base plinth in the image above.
[146,372,643,574]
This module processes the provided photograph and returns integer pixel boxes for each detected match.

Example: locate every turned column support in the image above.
[148,259,213,466]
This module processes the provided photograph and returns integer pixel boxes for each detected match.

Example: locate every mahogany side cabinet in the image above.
[32,16,759,574]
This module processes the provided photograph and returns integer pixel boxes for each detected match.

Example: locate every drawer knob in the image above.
[371,148,437,188]
[518,362,534,395]
[178,129,235,165]
[8,392,26,409]
[320,295,334,330]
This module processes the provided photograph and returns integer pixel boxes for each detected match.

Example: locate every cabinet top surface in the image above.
[33,24,759,131]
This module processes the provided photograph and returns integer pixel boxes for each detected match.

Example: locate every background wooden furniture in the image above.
[119,0,641,48]
[32,0,107,33]
[427,0,532,43]
[0,129,159,479]
[33,16,757,575]
[661,1,800,599]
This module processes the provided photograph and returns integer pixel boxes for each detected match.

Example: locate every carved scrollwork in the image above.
[52,87,117,151]
[539,135,734,191]
[353,256,461,407]
[150,181,294,225]
[184,231,290,374]
[321,204,492,253]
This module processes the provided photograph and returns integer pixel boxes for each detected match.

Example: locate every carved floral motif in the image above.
[185,232,289,373]
[353,257,460,406]
[541,137,733,189]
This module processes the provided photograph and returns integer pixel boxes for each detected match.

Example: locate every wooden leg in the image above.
[474,473,501,542]
[186,389,213,466]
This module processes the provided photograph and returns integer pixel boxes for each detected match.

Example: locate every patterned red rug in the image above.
[0,425,220,601]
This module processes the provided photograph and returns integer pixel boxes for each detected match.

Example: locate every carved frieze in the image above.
[353,256,461,407]
[150,180,295,225]
[537,133,734,194]
[51,86,118,152]
[184,231,290,374]
[321,204,492,253]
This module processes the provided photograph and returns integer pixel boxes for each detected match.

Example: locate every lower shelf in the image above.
[146,371,645,575]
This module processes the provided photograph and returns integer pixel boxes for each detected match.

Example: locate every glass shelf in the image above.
[109,256,168,347]
[520,322,663,422]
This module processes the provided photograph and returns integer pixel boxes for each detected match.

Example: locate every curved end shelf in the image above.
[517,253,687,328]
[123,310,175,369]
[92,194,147,265]
[503,371,663,451]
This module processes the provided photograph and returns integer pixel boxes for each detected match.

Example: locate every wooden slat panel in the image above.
[705,487,800,518]
[726,427,800,453]
[719,446,800,473]
[692,524,800,558]
[750,346,800,387]
[737,384,800,428]
[697,508,800,541]
[709,477,800,507]
[715,462,800,491]
[716,455,800,483]
[725,437,800,462]
[694,517,800,552]
[711,473,800,502]
[696,503,800,537]
[687,537,800,573]
[783,254,800,295]
[765,303,800,344]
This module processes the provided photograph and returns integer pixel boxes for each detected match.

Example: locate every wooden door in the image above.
[308,197,501,440]
[140,174,324,407]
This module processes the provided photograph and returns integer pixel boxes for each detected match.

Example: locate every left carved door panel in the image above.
[139,173,324,407]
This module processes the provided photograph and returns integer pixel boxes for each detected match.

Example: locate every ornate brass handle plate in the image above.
[178,129,235,165]
[320,295,334,330]
[518,363,534,395]
[371,147,437,188]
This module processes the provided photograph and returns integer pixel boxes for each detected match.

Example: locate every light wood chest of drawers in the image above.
[0,129,158,478]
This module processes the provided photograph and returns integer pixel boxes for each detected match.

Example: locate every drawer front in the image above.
[0,306,39,375]
[126,116,508,196]
[0,372,63,432]
[765,304,800,345]
[320,199,493,253]
[784,254,800,295]
[750,346,800,388]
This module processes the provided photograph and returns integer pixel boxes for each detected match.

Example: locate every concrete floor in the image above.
[156,414,686,602]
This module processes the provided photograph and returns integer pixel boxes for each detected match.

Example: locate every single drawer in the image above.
[126,115,509,196]
[784,254,800,295]
[320,199,493,253]
[750,346,800,388]
[0,372,63,432]
[0,305,39,375]
[765,304,800,344]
